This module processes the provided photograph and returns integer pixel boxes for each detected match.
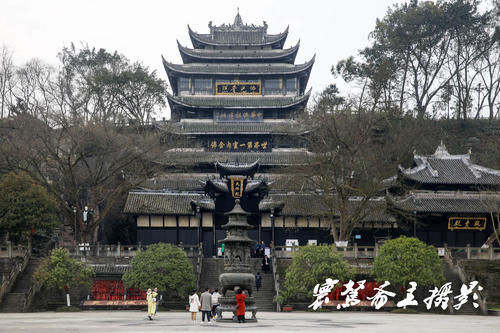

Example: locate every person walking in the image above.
[152,287,159,316]
[262,255,270,273]
[211,288,221,319]
[146,288,155,320]
[235,289,246,323]
[200,288,213,324]
[255,272,262,292]
[188,289,200,323]
[254,242,261,257]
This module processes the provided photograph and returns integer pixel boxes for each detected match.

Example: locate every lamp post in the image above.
[196,206,201,247]
[270,208,275,245]
[413,210,417,237]
[72,207,77,244]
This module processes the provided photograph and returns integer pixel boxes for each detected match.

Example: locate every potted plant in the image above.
[274,293,293,312]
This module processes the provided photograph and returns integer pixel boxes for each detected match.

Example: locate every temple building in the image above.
[123,14,499,255]
[388,142,500,247]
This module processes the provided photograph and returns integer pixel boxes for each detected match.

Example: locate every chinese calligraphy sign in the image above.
[207,137,271,152]
[216,82,261,95]
[230,177,245,198]
[214,110,264,122]
[448,217,486,231]
[309,279,483,311]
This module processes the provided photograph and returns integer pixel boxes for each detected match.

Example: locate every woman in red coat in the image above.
[235,289,246,323]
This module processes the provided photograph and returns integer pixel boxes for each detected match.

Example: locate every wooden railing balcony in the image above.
[272,243,500,260]
[63,243,201,258]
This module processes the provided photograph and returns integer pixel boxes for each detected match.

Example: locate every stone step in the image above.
[0,293,26,312]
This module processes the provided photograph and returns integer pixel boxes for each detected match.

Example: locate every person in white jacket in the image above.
[189,289,201,323]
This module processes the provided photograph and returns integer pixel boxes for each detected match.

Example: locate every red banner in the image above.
[83,300,147,306]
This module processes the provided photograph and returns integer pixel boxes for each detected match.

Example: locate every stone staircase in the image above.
[0,257,42,312]
[199,258,224,292]
[198,257,276,312]
[444,262,481,315]
[249,258,276,312]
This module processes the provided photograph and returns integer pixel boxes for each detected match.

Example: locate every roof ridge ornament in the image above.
[233,7,243,28]
[433,140,451,158]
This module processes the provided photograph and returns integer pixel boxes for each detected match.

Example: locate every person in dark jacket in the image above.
[255,272,262,292]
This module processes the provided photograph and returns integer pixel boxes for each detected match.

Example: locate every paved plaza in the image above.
[0,311,498,333]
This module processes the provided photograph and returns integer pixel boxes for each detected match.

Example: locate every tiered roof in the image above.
[166,121,312,135]
[391,142,500,214]
[215,160,260,177]
[156,149,313,166]
[163,56,314,75]
[124,190,393,222]
[398,141,500,187]
[166,91,311,110]
[390,191,500,214]
[177,40,300,64]
[187,21,289,49]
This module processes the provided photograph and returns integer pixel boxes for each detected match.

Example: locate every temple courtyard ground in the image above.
[0,311,499,333]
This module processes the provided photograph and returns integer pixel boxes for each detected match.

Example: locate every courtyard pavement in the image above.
[0,311,498,333]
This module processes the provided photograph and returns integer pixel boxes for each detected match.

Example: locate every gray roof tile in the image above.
[157,150,313,166]
[391,192,500,213]
[188,25,288,47]
[124,192,203,215]
[167,93,310,109]
[399,142,500,186]
[169,121,310,134]
[178,41,299,63]
[124,190,392,222]
[162,56,314,75]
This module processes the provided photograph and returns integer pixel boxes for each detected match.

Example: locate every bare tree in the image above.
[0,46,16,118]
[300,106,408,243]
[475,34,500,120]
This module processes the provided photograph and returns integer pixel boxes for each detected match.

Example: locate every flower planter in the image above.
[488,309,500,316]
[282,306,293,312]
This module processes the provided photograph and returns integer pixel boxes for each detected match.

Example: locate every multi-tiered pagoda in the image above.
[159,11,314,169]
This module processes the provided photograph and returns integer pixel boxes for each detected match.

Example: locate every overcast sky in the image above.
[0,0,407,119]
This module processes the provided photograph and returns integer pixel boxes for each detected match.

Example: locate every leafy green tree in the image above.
[372,236,444,289]
[122,243,195,297]
[0,171,59,242]
[276,245,353,304]
[34,248,95,306]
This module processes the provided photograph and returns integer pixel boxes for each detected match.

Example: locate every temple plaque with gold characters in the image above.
[216,82,261,95]
[448,217,487,231]
[207,137,271,152]
[215,110,263,122]
[230,177,245,198]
